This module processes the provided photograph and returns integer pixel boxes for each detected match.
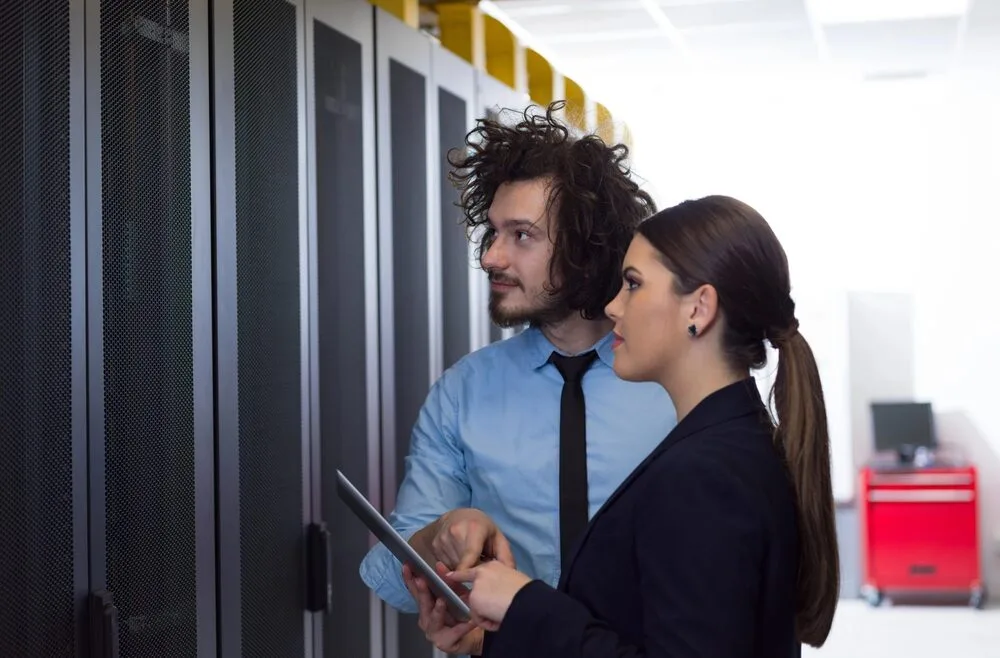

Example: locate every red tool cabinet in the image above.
[859,465,985,607]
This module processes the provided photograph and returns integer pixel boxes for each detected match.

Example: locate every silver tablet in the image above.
[335,469,472,621]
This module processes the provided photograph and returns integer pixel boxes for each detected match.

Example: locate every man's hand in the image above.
[403,562,483,655]
[410,508,516,571]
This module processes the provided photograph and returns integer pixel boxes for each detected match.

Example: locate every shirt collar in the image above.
[522,325,617,371]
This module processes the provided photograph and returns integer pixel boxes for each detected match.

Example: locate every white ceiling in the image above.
[482,0,1000,104]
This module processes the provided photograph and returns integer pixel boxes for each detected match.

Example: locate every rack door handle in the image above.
[90,590,120,658]
[306,522,333,613]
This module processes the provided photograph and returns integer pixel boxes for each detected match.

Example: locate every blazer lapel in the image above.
[558,378,769,589]
[558,427,694,588]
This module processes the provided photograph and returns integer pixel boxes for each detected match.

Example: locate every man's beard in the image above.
[488,287,571,328]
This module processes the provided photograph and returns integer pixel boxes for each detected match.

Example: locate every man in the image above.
[359,101,677,654]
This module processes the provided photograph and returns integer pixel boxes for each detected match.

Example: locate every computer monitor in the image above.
[870,401,937,462]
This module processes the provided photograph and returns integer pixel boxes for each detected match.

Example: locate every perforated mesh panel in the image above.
[389,59,429,495]
[0,2,75,656]
[100,2,197,655]
[234,1,304,656]
[314,18,372,658]
[439,88,471,370]
[388,57,435,658]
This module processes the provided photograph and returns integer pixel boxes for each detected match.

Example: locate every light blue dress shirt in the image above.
[359,326,677,613]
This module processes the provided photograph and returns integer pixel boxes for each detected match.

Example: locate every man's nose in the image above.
[482,238,508,270]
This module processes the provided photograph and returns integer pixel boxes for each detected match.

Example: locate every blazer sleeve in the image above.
[485,449,765,658]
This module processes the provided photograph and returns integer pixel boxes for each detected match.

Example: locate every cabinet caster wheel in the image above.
[970,587,986,609]
[861,586,883,607]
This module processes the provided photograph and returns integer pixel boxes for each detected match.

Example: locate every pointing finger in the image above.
[445,567,478,584]
[491,530,516,568]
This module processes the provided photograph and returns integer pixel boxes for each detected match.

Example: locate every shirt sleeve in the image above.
[485,450,765,657]
[359,368,472,613]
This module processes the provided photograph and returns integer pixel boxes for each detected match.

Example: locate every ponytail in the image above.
[634,194,840,643]
[773,330,839,647]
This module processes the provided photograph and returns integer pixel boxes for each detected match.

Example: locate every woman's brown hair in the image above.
[637,195,839,647]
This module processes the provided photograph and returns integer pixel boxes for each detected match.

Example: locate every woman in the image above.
[444,195,840,656]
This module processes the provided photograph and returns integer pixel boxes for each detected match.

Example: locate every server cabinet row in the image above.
[1,1,524,657]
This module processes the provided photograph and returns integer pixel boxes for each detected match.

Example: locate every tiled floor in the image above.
[803,599,1000,657]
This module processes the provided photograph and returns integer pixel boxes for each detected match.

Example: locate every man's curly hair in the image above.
[448,100,657,321]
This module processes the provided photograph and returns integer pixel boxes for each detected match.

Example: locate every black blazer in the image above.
[483,378,801,658]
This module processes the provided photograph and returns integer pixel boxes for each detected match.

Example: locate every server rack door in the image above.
[303,1,381,658]
[428,48,479,658]
[86,0,216,656]
[0,2,88,656]
[433,47,479,371]
[214,0,312,656]
[374,7,437,658]
[472,71,529,345]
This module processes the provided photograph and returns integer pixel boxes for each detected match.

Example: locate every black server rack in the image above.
[305,1,382,657]
[374,6,438,658]
[3,0,506,656]
[213,0,313,656]
[432,45,479,658]
[0,2,88,656]
[87,0,216,656]
[435,47,478,370]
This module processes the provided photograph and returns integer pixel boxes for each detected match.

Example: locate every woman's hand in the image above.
[403,563,484,655]
[446,561,533,631]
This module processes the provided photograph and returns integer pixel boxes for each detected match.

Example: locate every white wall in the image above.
[625,73,1000,593]
[912,86,1000,595]
[848,292,916,468]
[753,291,854,503]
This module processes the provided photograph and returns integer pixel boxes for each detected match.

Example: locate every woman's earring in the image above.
[687,324,697,337]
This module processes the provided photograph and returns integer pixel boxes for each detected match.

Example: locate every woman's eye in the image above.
[516,231,529,241]
[625,277,639,290]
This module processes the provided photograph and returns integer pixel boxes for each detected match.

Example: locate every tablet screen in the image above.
[335,470,472,621]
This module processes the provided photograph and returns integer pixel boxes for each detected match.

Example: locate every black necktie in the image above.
[549,350,599,568]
